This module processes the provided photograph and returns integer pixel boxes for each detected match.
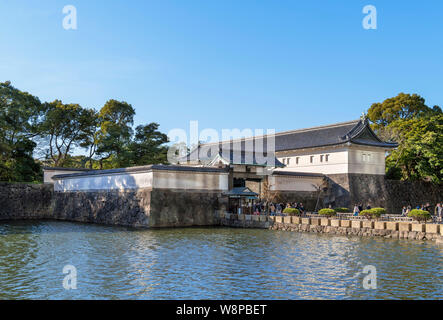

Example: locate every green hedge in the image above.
[359,208,386,219]
[318,208,336,217]
[283,208,300,216]
[334,207,350,213]
[408,209,431,222]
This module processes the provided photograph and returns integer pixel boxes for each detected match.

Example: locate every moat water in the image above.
[0,221,442,300]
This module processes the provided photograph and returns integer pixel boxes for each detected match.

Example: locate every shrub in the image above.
[334,207,350,213]
[359,210,372,219]
[283,208,300,216]
[408,209,431,222]
[368,208,386,217]
[359,208,386,219]
[318,208,336,217]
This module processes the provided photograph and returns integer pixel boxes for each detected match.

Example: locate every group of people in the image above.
[352,204,372,216]
[402,203,443,220]
[251,201,305,216]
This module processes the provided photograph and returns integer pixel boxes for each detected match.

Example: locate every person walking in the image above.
[353,204,360,216]
[435,203,442,223]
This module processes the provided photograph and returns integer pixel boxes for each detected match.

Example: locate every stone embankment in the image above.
[0,183,54,221]
[219,213,443,242]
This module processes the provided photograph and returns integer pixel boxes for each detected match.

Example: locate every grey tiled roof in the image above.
[183,119,398,164]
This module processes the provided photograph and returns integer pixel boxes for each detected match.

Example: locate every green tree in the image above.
[368,93,442,183]
[367,93,432,140]
[95,99,135,169]
[0,81,43,182]
[38,100,97,167]
[128,123,169,166]
[387,114,442,183]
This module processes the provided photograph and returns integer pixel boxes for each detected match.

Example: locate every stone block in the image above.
[284,216,292,224]
[374,221,386,230]
[245,214,252,221]
[259,215,267,222]
[238,214,245,221]
[411,223,425,232]
[351,220,362,229]
[275,216,283,223]
[386,222,398,231]
[363,220,374,229]
[320,218,330,226]
[331,219,340,227]
[225,213,231,220]
[252,215,260,221]
[425,224,439,234]
[340,220,351,228]
[301,217,311,225]
[292,217,301,224]
[310,218,321,226]
[398,222,411,232]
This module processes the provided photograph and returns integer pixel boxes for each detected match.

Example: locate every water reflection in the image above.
[0,221,441,299]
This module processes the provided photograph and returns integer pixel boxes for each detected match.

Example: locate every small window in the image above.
[296,157,299,165]
[282,158,286,165]
[287,158,290,165]
[310,156,314,163]
[320,155,324,162]
[367,153,371,163]
[325,154,329,162]
[362,154,367,162]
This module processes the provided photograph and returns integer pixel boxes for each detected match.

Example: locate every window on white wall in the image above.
[296,157,299,165]
[282,158,286,165]
[287,158,290,165]
[320,155,324,162]
[325,154,329,162]
[362,153,372,162]
[310,156,314,163]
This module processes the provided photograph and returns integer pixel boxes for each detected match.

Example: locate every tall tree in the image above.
[38,100,97,167]
[367,93,431,140]
[367,93,442,183]
[0,81,42,182]
[95,99,135,169]
[128,123,169,166]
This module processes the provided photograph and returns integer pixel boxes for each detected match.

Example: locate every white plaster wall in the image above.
[153,171,229,191]
[348,147,386,175]
[53,170,229,192]
[276,147,349,175]
[54,171,154,192]
[276,145,388,175]
[268,175,323,192]
[44,170,90,184]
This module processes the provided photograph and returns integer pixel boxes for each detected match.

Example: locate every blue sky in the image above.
[1,0,442,137]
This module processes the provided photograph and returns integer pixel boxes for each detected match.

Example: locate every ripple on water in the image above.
[0,221,442,299]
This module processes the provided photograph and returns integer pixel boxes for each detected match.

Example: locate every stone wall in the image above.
[0,183,54,221]
[52,189,151,227]
[53,188,227,228]
[219,213,443,242]
[148,189,227,227]
[0,183,227,228]
[324,173,443,214]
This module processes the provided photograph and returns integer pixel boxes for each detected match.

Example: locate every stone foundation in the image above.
[324,173,442,214]
[1,182,226,228]
[0,183,54,220]
[219,213,443,242]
